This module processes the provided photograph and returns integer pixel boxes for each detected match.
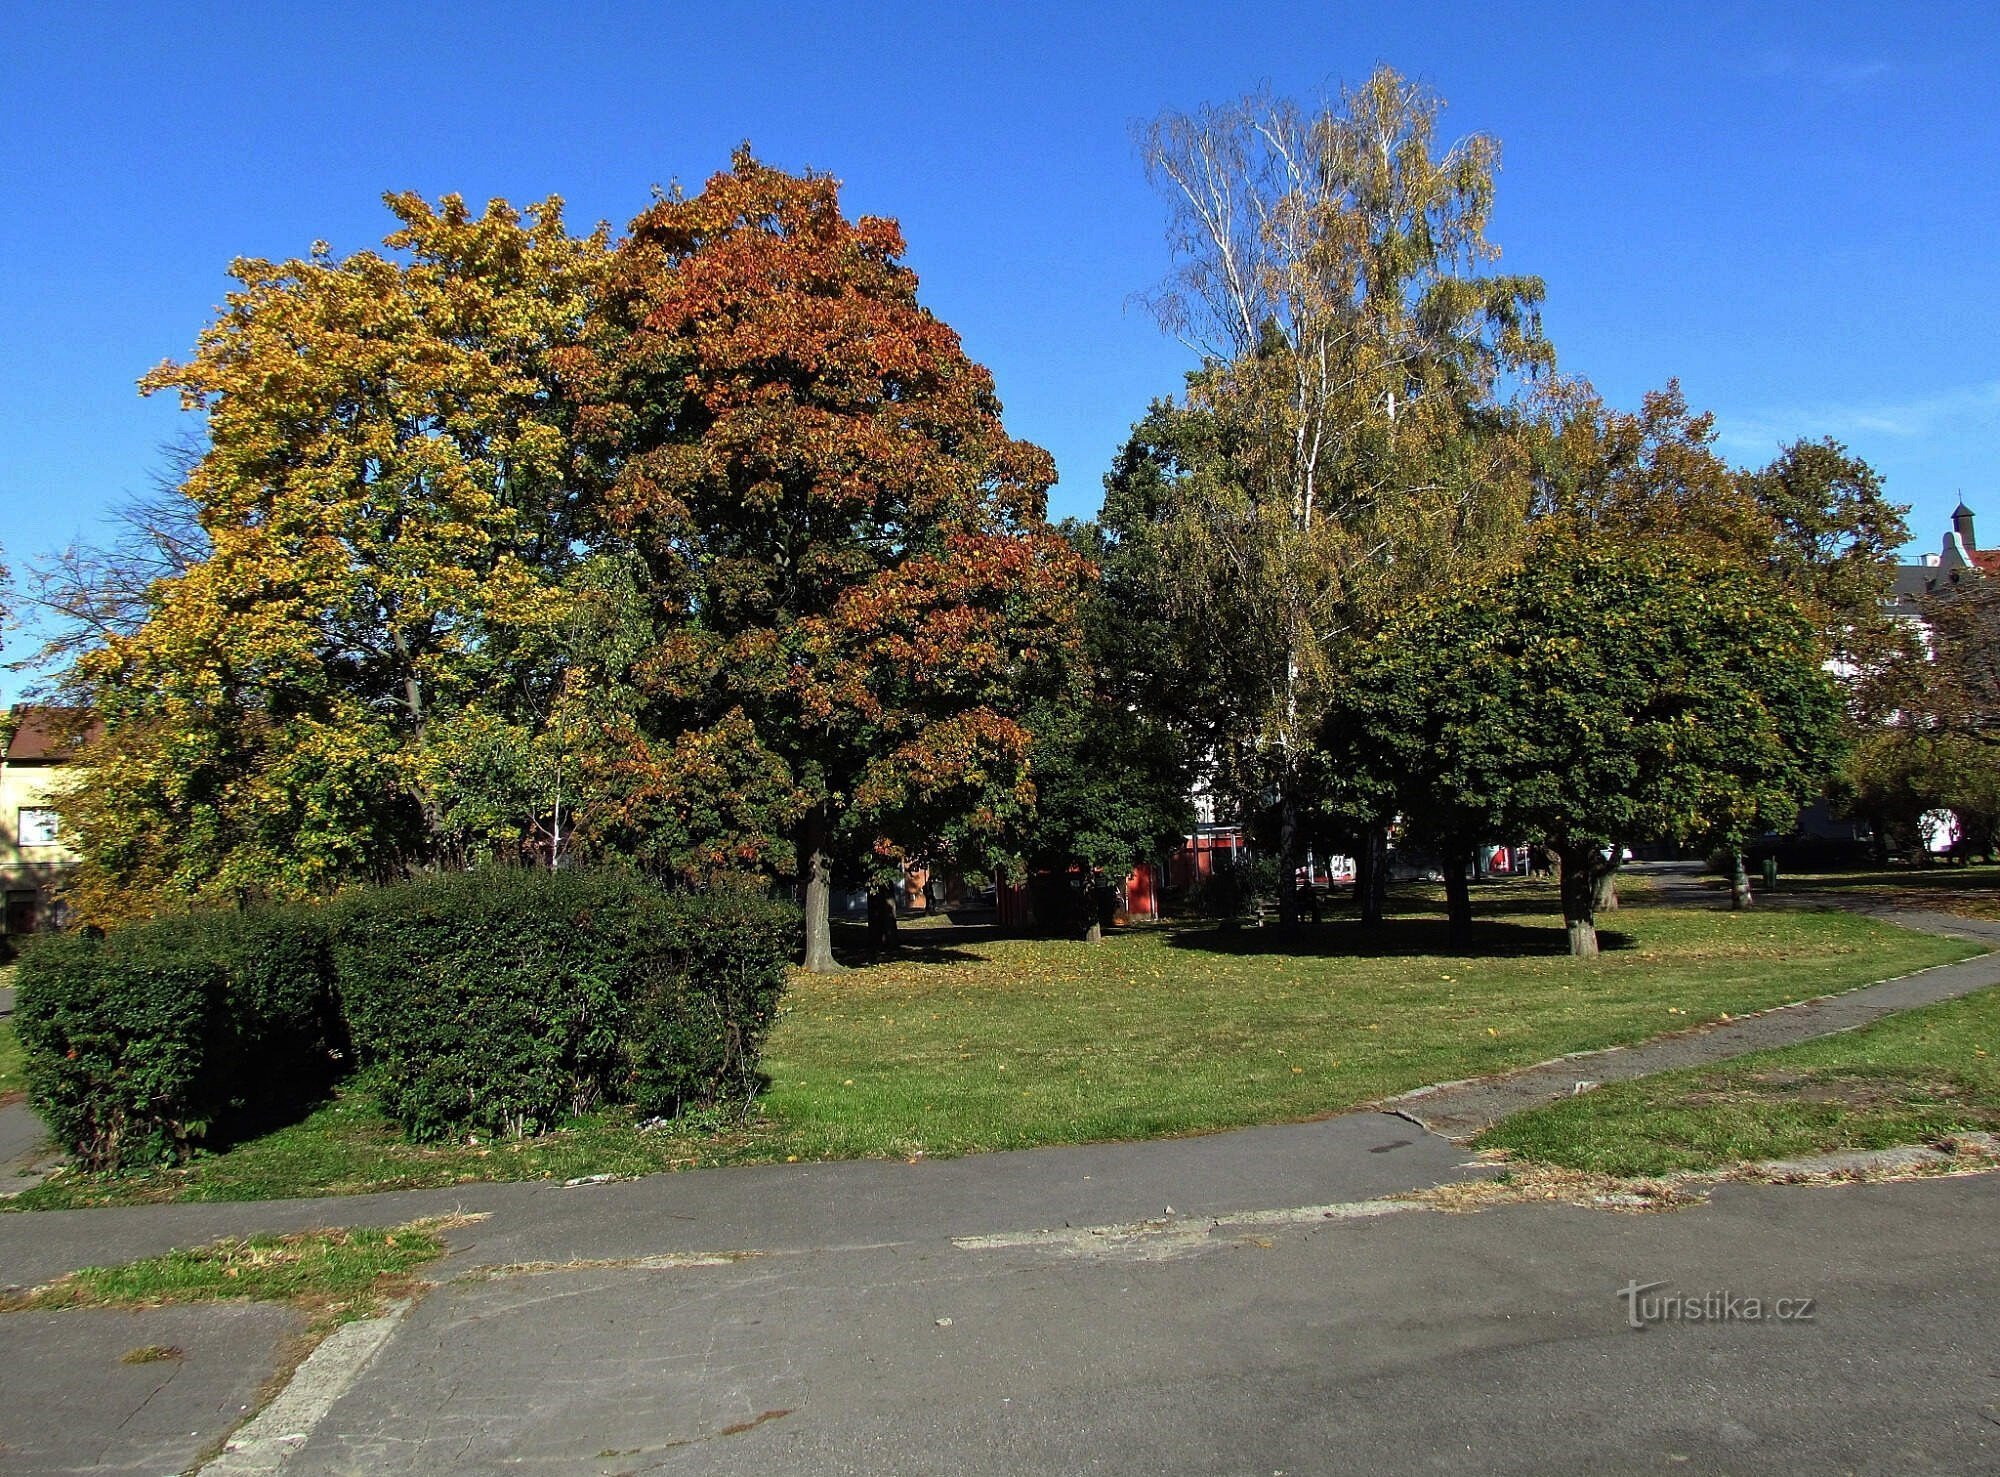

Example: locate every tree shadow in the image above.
[1164,916,1633,960]
[829,920,998,967]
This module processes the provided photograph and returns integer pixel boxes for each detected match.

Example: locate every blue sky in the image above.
[4,1,1996,687]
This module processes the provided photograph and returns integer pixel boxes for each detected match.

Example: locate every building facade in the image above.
[0,709,89,945]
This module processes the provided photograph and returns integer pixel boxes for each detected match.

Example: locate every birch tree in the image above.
[1133,67,1551,921]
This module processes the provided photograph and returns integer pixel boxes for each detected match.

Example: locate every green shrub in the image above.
[625,892,793,1118]
[13,906,339,1170]
[332,869,794,1141]
[1183,856,1280,920]
[16,929,219,1169]
[17,870,792,1163]
[207,906,346,1109]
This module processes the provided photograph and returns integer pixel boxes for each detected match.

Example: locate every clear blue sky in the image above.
[4,1,1996,687]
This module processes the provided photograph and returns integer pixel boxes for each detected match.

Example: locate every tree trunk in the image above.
[1730,848,1753,911]
[1558,843,1599,958]
[1443,842,1474,949]
[1360,824,1387,927]
[1593,851,1621,913]
[800,804,843,974]
[1276,793,1300,928]
[867,885,898,954]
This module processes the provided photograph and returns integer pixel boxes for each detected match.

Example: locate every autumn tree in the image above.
[62,194,610,918]
[1840,563,2000,863]
[1522,382,1904,904]
[566,150,1085,971]
[1844,729,2000,862]
[1128,68,1551,922]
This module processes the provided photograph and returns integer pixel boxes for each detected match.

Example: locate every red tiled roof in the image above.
[4,707,100,762]
[1970,549,2000,576]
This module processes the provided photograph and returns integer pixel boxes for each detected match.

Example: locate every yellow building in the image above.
[0,708,90,943]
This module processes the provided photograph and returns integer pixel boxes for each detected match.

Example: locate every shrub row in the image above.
[15,906,342,1170]
[15,869,796,1169]
[334,869,794,1142]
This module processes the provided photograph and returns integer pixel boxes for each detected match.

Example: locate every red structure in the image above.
[1121,862,1160,921]
[1168,826,1246,890]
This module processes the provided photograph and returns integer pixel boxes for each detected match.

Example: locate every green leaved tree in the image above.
[1333,536,1844,955]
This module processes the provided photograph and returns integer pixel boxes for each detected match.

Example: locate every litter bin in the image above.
[1760,856,1778,892]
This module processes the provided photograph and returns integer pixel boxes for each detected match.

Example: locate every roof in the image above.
[1954,501,1977,519]
[1891,563,1936,600]
[3,707,99,763]
[1970,550,2000,576]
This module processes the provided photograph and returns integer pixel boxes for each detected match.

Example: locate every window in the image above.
[17,808,59,846]
[5,891,36,936]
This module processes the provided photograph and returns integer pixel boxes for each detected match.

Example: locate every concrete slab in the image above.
[0,1301,303,1475]
[272,1173,2000,1476]
[1,1110,1482,1291]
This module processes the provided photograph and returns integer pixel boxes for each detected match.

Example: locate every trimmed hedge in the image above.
[14,906,339,1171]
[15,869,795,1169]
[330,869,793,1141]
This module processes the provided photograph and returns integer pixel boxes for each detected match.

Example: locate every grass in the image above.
[0,1219,453,1328]
[6,885,1980,1209]
[1476,983,2000,1177]
[0,962,19,1100]
[1749,862,2000,921]
[0,1019,21,1103]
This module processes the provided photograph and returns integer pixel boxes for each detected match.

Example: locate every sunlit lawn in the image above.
[1747,862,2000,921]
[1478,981,2000,1176]
[10,885,1977,1209]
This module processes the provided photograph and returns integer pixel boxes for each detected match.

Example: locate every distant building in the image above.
[1889,501,1995,613]
[1,708,93,944]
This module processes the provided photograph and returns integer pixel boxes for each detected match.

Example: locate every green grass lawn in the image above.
[7,888,1979,1210]
[0,1019,21,1103]
[1476,983,2000,1177]
[1750,863,2000,921]
[0,1219,453,1328]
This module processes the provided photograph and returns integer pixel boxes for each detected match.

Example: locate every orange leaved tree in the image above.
[566,150,1085,970]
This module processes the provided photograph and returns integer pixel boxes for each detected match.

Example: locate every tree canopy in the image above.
[561,148,1086,969]
[53,159,1084,962]
[1326,536,1845,954]
[1122,67,1552,920]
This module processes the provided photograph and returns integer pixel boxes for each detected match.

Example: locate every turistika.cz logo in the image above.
[1617,1280,1817,1329]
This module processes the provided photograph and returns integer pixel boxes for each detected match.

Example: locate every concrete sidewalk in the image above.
[206,1172,2000,1476]
[0,1301,303,1475]
[0,1109,1482,1293]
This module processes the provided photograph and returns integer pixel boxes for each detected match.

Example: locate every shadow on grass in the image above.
[824,905,1634,967]
[198,1073,348,1157]
[1774,868,2000,897]
[828,920,998,967]
[1164,916,1632,959]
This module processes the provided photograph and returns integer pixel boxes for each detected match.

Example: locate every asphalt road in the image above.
[9,1163,1994,1475]
[239,1174,2000,1476]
